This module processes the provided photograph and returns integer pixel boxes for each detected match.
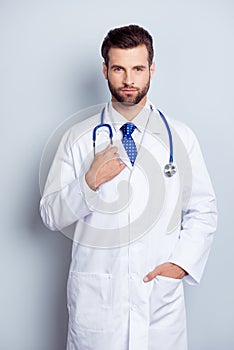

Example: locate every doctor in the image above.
[40,25,217,350]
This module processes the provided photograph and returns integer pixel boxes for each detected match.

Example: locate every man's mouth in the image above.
[120,88,138,94]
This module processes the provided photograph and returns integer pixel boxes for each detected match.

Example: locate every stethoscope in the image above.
[92,104,176,177]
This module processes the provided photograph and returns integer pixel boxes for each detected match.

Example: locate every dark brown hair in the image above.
[101,24,154,66]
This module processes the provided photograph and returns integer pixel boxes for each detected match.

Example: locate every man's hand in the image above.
[143,262,188,282]
[85,145,126,191]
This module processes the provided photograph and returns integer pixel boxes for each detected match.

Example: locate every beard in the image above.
[107,78,150,106]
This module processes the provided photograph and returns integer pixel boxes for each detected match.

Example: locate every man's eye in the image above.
[114,67,122,71]
[135,67,143,71]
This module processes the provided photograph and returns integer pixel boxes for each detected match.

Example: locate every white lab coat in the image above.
[40,104,217,350]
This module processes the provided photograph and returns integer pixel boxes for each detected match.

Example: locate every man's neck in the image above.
[111,98,147,121]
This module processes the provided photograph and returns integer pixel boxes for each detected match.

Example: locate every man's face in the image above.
[103,45,155,106]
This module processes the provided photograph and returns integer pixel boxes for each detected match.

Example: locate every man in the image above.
[40,25,217,350]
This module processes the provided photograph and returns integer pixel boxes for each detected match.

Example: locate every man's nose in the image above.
[123,70,134,86]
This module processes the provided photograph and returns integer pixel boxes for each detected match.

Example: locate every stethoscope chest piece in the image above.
[164,163,176,177]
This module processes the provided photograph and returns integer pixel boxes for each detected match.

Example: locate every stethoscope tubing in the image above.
[92,103,176,177]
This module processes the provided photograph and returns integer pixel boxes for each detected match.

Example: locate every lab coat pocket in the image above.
[67,271,113,332]
[149,275,186,330]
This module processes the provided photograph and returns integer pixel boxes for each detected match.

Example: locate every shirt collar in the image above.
[108,100,152,133]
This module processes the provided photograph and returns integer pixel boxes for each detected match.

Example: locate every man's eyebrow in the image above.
[133,65,147,69]
[110,64,125,69]
[110,64,147,69]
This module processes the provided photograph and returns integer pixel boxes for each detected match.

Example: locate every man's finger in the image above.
[143,267,160,283]
[96,144,114,156]
[109,146,118,155]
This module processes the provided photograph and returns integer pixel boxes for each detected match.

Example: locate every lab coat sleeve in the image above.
[40,128,99,231]
[168,128,217,285]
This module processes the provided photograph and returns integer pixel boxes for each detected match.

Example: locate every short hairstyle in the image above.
[101,24,154,66]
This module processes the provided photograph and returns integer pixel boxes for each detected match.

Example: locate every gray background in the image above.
[1,0,233,349]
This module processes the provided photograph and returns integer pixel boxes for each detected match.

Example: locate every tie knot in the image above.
[120,123,136,137]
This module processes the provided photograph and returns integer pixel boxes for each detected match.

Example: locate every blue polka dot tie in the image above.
[120,123,137,166]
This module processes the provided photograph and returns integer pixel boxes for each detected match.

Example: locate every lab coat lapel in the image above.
[134,109,165,168]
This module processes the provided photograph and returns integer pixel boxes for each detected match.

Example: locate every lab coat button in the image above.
[131,304,137,311]
[130,273,138,280]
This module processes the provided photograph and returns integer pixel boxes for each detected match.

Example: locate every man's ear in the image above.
[150,62,155,79]
[103,62,108,80]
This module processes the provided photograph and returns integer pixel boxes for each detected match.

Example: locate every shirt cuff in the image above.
[168,258,199,286]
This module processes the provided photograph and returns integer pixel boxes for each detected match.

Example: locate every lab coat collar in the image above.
[147,107,166,135]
